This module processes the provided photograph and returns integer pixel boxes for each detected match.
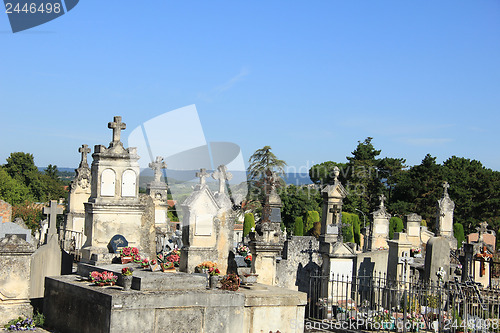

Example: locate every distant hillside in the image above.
[45,167,313,186]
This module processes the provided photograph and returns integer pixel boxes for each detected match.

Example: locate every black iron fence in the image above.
[307,272,500,332]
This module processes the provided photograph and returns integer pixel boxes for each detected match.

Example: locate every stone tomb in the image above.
[0,235,36,326]
[370,194,391,250]
[423,236,451,283]
[0,220,32,243]
[82,116,146,264]
[180,168,234,275]
[44,263,306,333]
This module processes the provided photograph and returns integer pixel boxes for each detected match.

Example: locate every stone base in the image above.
[44,273,306,333]
[0,301,33,326]
[180,247,218,274]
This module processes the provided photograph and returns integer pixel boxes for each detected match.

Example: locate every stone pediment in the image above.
[322,182,348,199]
[438,195,455,211]
[182,184,220,212]
[328,241,356,257]
[372,206,391,219]
[70,165,91,192]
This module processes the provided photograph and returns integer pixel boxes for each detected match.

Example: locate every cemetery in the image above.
[0,115,499,333]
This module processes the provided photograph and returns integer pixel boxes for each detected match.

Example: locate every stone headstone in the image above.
[424,236,450,283]
[107,234,128,253]
[370,194,391,250]
[387,233,412,283]
[0,235,36,325]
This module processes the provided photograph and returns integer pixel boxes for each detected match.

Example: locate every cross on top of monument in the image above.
[78,144,91,168]
[108,116,126,144]
[379,194,386,208]
[196,168,210,186]
[212,165,233,193]
[43,200,63,237]
[477,221,488,240]
[149,156,167,183]
[443,181,450,196]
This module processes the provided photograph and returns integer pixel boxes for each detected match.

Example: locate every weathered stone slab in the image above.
[0,221,31,243]
[44,275,306,333]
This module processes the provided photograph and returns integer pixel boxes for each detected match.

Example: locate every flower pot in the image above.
[121,256,133,264]
[209,275,219,289]
[122,275,133,291]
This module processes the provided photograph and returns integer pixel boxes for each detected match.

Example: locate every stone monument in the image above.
[0,235,36,325]
[387,232,412,283]
[146,156,170,233]
[64,144,92,250]
[436,181,457,249]
[81,116,145,265]
[370,194,391,250]
[405,213,422,248]
[180,167,234,274]
[423,236,451,284]
[249,170,285,285]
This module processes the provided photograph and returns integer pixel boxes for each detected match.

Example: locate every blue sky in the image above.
[1,1,499,172]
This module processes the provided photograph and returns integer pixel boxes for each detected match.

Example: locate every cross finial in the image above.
[212,165,233,193]
[379,194,386,208]
[108,116,126,144]
[43,200,63,238]
[443,181,450,195]
[196,168,210,186]
[477,221,488,239]
[78,144,91,168]
[149,156,167,183]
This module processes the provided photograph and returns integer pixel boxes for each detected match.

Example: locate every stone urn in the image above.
[122,275,133,291]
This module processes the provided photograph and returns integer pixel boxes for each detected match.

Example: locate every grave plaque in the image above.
[327,224,338,235]
[195,214,212,236]
[107,234,128,253]
[270,208,281,223]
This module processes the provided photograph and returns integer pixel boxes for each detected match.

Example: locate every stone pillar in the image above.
[81,116,145,265]
[370,195,391,250]
[0,235,36,326]
[387,233,412,283]
[249,171,285,286]
[436,181,457,249]
[64,144,92,250]
[146,156,170,233]
[405,213,422,249]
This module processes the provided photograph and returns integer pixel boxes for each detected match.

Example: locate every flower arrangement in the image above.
[4,317,35,331]
[160,261,175,272]
[122,267,133,276]
[244,254,252,266]
[220,274,240,291]
[119,247,139,257]
[196,261,218,273]
[89,271,118,286]
[410,248,421,256]
[140,258,150,268]
[237,244,250,256]
[208,267,221,276]
[133,253,142,263]
[166,254,180,267]
[150,259,160,272]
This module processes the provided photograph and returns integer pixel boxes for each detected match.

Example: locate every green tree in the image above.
[280,185,321,232]
[247,146,287,196]
[341,212,361,245]
[293,216,304,236]
[243,213,255,236]
[44,164,59,180]
[305,211,320,234]
[389,216,404,240]
[0,167,32,205]
[12,202,44,234]
[378,157,406,202]
[309,161,349,185]
[453,223,465,249]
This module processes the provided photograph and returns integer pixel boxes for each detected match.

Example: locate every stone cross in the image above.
[379,194,386,208]
[43,200,63,237]
[196,168,210,186]
[477,221,488,243]
[108,116,126,143]
[442,181,450,195]
[300,239,319,262]
[212,165,233,193]
[78,144,91,167]
[149,156,167,183]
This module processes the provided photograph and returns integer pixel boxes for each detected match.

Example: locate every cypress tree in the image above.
[294,217,304,236]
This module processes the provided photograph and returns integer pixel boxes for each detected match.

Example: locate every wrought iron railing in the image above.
[307,272,500,332]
